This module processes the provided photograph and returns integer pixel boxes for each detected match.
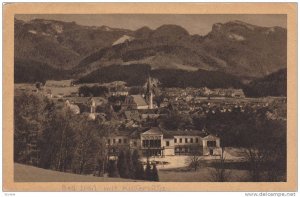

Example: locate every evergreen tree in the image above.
[14,92,51,165]
[126,150,135,179]
[108,160,119,177]
[132,149,141,179]
[152,163,159,182]
[117,150,129,178]
[132,150,140,167]
[137,162,145,180]
[145,161,152,181]
[117,150,124,175]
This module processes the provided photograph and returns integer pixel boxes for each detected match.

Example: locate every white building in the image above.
[105,127,221,157]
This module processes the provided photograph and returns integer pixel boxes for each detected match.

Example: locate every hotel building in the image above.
[106,127,221,157]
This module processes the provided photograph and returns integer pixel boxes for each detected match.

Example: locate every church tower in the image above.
[90,98,96,113]
[146,76,154,109]
[88,97,96,120]
[149,89,153,109]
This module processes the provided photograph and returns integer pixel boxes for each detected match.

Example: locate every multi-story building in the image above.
[105,127,221,157]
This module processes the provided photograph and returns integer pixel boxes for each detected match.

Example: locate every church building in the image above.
[122,76,155,110]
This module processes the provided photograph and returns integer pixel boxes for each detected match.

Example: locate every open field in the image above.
[139,149,251,182]
[14,163,136,182]
[158,166,250,182]
[141,148,246,170]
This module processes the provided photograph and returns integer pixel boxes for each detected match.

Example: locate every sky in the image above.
[16,14,287,35]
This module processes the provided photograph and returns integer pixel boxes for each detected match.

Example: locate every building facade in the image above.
[105,127,221,157]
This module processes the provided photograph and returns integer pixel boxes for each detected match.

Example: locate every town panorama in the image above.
[14,15,287,182]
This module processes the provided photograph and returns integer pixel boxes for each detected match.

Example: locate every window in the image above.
[150,140,161,147]
[190,138,193,143]
[174,138,177,143]
[196,138,199,143]
[207,141,216,147]
[179,138,182,143]
[113,139,116,144]
[166,141,170,146]
[143,140,149,147]
[107,139,111,144]
[124,139,127,144]
[185,138,188,143]
[118,139,122,144]
[133,141,137,146]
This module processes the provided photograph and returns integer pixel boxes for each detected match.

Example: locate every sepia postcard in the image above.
[2,3,297,192]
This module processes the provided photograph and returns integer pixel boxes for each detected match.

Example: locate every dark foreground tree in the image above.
[94,140,108,177]
[152,163,159,181]
[243,117,286,182]
[117,150,129,178]
[209,147,231,182]
[107,160,119,177]
[185,149,202,171]
[131,149,141,179]
[126,150,135,179]
[136,163,145,180]
[145,161,152,181]
[14,92,52,165]
[39,107,77,172]
[71,116,99,174]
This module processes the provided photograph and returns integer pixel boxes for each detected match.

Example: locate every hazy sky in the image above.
[16,14,287,35]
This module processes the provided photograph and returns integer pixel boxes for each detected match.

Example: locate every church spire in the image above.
[146,75,153,109]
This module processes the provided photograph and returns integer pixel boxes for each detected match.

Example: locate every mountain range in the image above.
[14,18,287,96]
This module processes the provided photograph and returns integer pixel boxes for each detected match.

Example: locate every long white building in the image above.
[106,127,221,157]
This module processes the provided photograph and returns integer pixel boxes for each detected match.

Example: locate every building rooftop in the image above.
[107,127,216,139]
[141,127,163,135]
[202,134,220,140]
[163,129,208,138]
[131,95,148,106]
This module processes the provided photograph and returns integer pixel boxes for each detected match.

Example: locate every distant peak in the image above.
[29,18,77,26]
[226,20,257,30]
[156,24,189,32]
[136,26,152,31]
[134,26,153,39]
[99,25,113,31]
[231,20,253,25]
[152,24,189,38]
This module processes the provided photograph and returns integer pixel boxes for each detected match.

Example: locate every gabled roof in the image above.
[109,127,149,139]
[202,134,220,140]
[142,127,163,135]
[131,95,148,106]
[163,129,207,138]
[129,129,146,139]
